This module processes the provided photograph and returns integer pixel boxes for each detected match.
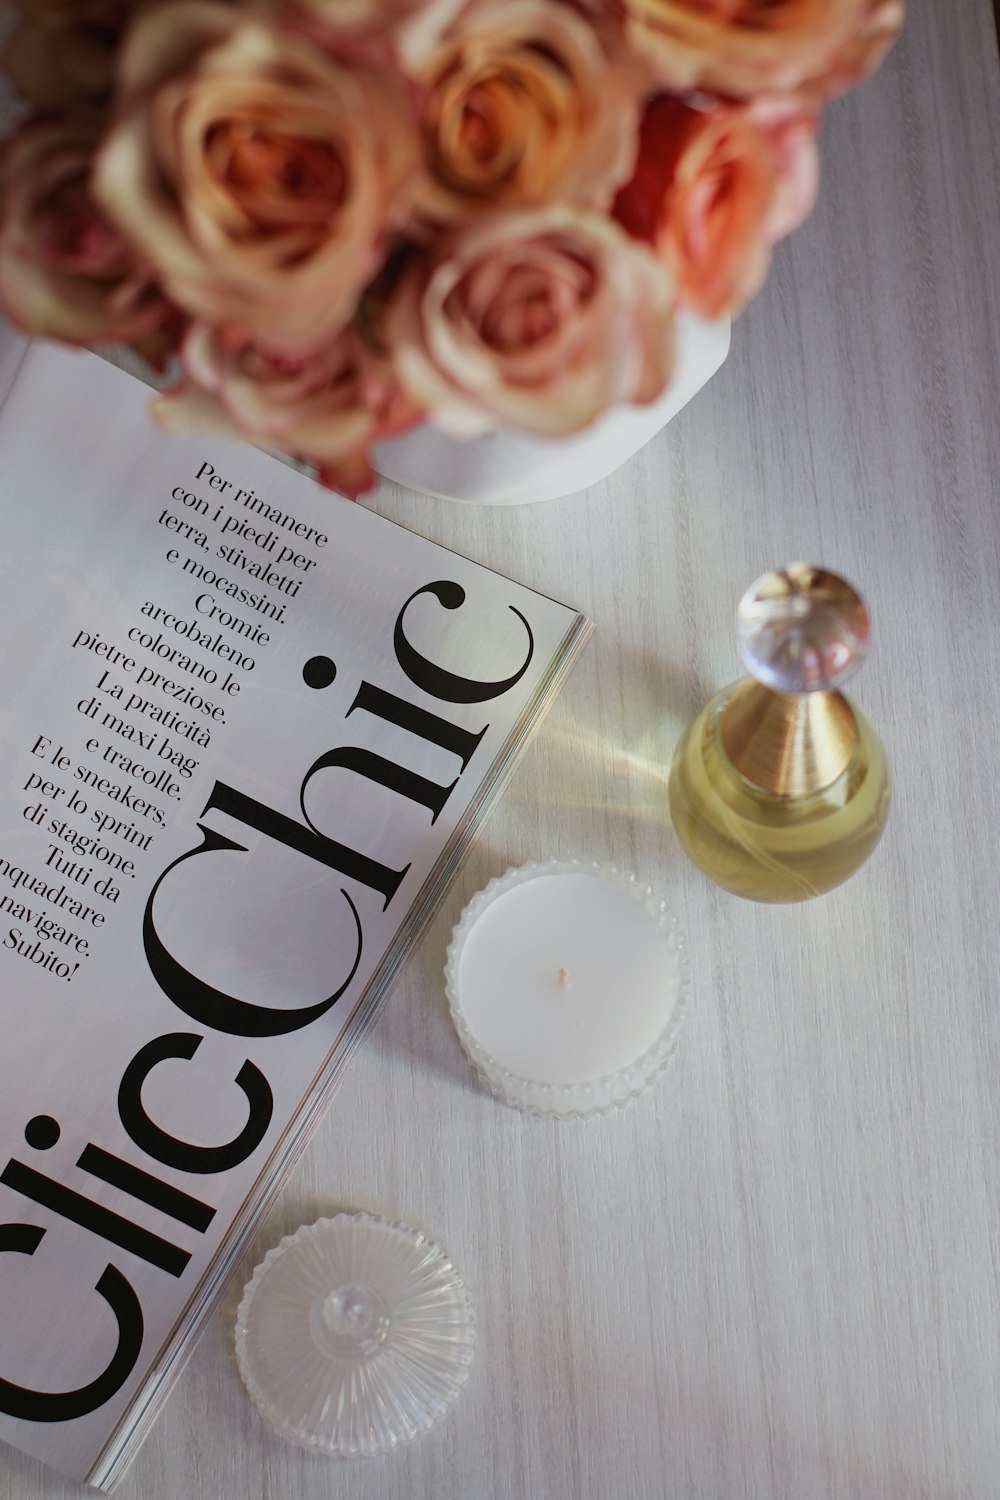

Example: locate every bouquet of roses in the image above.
[0,0,902,495]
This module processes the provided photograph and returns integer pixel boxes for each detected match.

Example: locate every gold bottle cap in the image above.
[721,565,870,797]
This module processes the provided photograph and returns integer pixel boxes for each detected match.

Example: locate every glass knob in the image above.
[235,1213,476,1457]
[736,564,870,693]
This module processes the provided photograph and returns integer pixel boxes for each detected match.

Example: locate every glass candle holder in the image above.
[235,1212,475,1457]
[445,860,687,1118]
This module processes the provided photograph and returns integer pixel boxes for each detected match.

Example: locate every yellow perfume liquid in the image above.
[668,688,890,902]
[667,564,891,903]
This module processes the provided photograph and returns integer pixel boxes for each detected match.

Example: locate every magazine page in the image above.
[0,334,590,1486]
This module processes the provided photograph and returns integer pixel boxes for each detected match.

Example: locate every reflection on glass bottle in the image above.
[668,564,891,902]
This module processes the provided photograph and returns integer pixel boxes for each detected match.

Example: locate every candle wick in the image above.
[557,968,572,990]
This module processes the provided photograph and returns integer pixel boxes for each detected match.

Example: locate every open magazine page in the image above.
[0,334,591,1486]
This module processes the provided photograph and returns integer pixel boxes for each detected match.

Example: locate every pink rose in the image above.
[615,95,819,319]
[384,207,676,437]
[622,0,903,100]
[0,115,170,347]
[94,3,421,357]
[399,0,647,221]
[155,323,421,496]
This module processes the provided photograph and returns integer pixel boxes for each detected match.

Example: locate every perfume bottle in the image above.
[667,565,890,902]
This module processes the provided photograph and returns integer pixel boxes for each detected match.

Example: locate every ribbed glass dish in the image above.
[234,1212,476,1457]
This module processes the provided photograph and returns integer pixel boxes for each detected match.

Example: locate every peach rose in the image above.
[94,3,421,357]
[272,0,436,80]
[384,207,676,437]
[0,115,170,347]
[286,0,426,36]
[623,0,903,100]
[155,323,421,496]
[817,0,906,96]
[398,0,646,222]
[614,95,819,319]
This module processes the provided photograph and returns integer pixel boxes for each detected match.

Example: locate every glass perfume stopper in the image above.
[736,564,870,695]
[235,1213,476,1457]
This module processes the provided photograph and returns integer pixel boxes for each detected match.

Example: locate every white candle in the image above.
[445,861,686,1117]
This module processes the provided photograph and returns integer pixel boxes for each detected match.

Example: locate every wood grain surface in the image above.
[2,0,999,1496]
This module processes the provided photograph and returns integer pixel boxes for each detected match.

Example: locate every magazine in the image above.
[0,331,591,1488]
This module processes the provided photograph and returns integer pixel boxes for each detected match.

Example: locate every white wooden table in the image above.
[5,1,1000,1495]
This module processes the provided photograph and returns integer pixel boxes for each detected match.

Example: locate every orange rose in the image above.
[155,323,420,496]
[94,3,421,357]
[399,0,647,221]
[384,207,675,437]
[623,0,903,99]
[0,115,169,346]
[615,95,819,319]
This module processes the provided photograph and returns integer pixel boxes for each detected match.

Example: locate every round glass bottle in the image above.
[668,565,891,903]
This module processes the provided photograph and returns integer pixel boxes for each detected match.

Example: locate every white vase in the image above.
[372,311,730,505]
